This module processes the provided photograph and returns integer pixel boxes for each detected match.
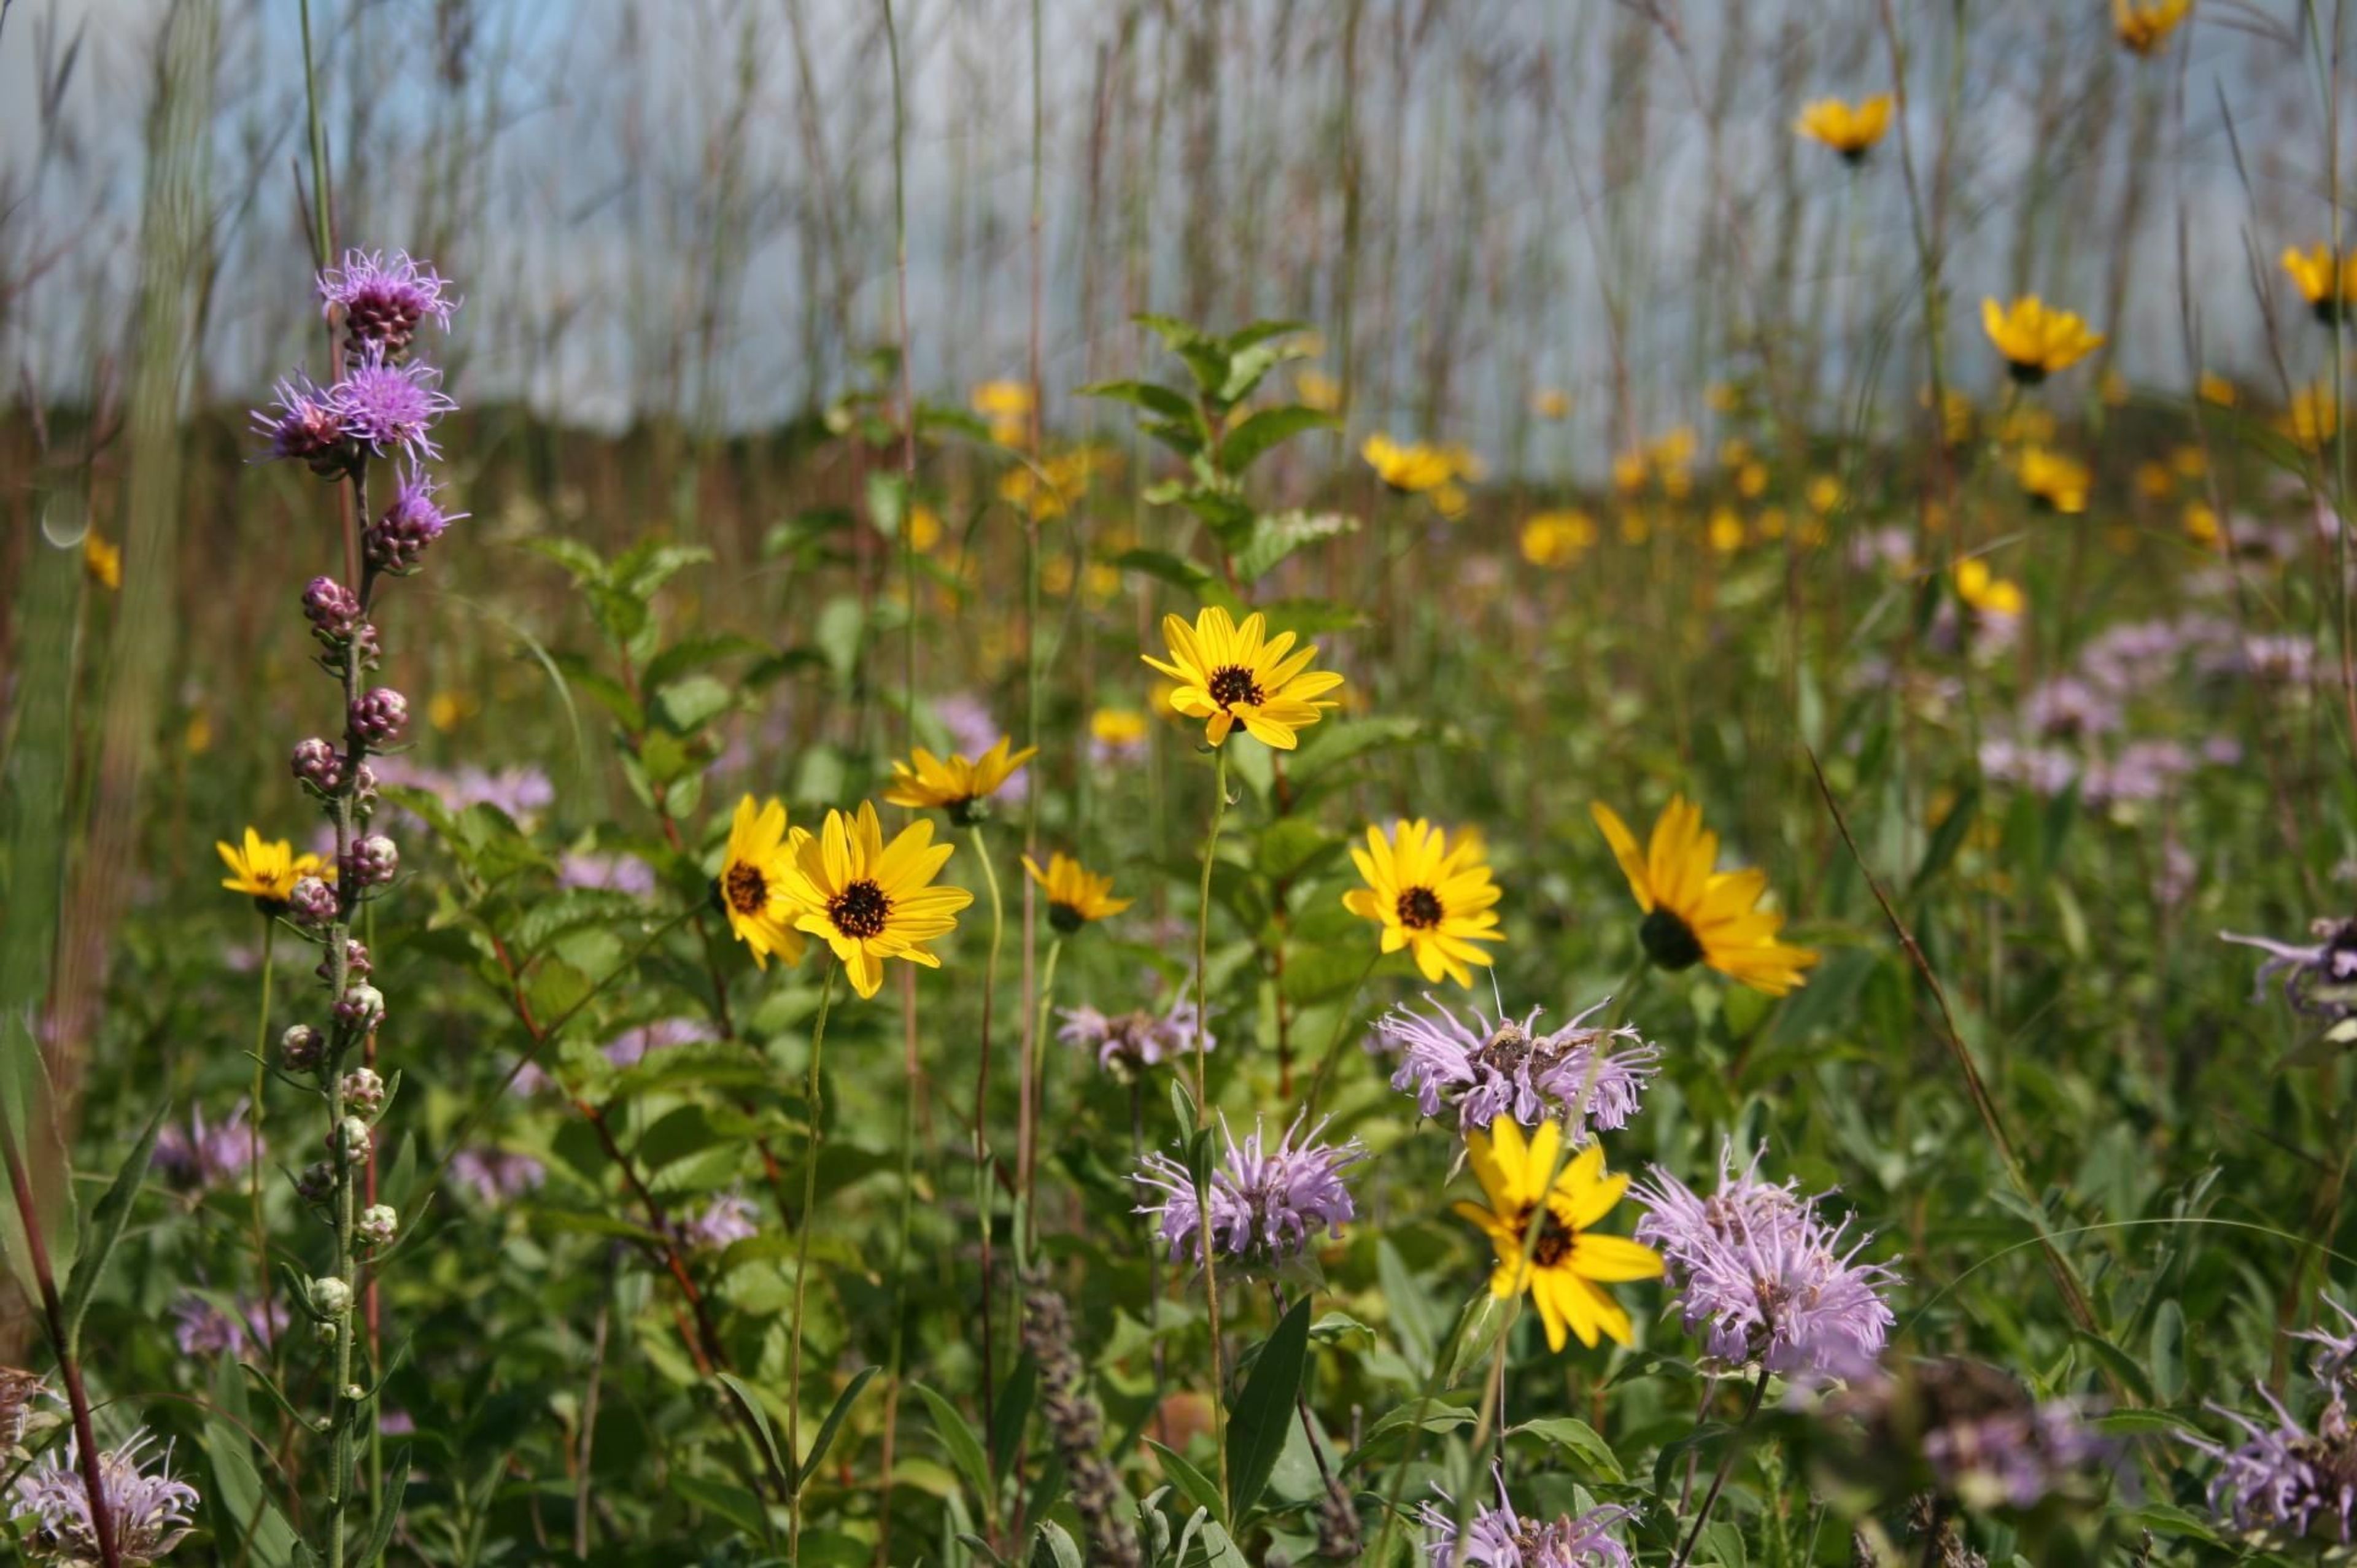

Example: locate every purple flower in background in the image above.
[451,1148,546,1205]
[1976,738,2081,797]
[9,1429,199,1567]
[170,1294,287,1358]
[2188,1386,2357,1547]
[1416,1467,1635,1567]
[1634,1144,1898,1381]
[2021,677,2121,740]
[330,351,456,460]
[318,248,459,359]
[1133,1114,1366,1271]
[1374,994,1658,1137]
[2299,1295,2357,1385]
[677,1192,760,1251]
[1921,1391,2113,1510]
[374,759,554,828]
[604,1018,709,1068]
[560,851,657,896]
[2222,917,2357,1021]
[1058,994,1207,1075]
[251,371,346,466]
[152,1100,262,1189]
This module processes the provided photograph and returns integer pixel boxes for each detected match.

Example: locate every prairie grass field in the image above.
[6,1,2357,1565]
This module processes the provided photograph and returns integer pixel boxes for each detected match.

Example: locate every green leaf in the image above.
[865,471,909,539]
[1229,510,1357,583]
[1216,407,1339,476]
[348,1446,411,1567]
[1910,782,1980,895]
[1509,1415,1625,1482]
[815,597,865,687]
[673,1474,769,1538]
[989,1353,1035,1485]
[1226,1296,1312,1520]
[1376,1241,1439,1378]
[1288,717,1422,784]
[1147,1439,1226,1526]
[1077,379,1198,425]
[718,1371,788,1489]
[912,1382,994,1515]
[207,1358,303,1567]
[60,1101,166,1353]
[799,1364,881,1490]
[1033,1521,1084,1568]
[2150,1300,2186,1403]
[656,673,737,734]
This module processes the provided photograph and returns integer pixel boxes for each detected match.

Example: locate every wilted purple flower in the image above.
[2082,739,2195,805]
[2223,918,2357,1021]
[329,351,456,460]
[1373,994,1658,1137]
[170,1294,287,1359]
[365,467,465,574]
[1634,1144,1898,1381]
[560,851,657,896]
[1057,994,1207,1075]
[152,1101,262,1189]
[9,1429,199,1566]
[2187,1386,2357,1547]
[1417,1467,1635,1567]
[678,1192,760,1251]
[604,1018,709,1068]
[251,370,347,468]
[318,249,458,358]
[1133,1114,1366,1271]
[450,1148,545,1205]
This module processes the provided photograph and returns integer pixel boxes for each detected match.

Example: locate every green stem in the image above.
[1019,935,1063,1269]
[1671,1367,1771,1568]
[785,965,837,1561]
[248,917,276,1357]
[968,823,1005,1454]
[1191,745,1232,1515]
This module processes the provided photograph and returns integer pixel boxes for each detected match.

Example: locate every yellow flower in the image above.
[1452,1117,1661,1352]
[1926,386,1975,446]
[1982,296,2105,383]
[1618,510,1652,545]
[1805,474,1844,515]
[1024,852,1132,932]
[2134,461,2174,501]
[1736,461,1769,500]
[2170,444,2208,479]
[1296,368,1344,413]
[2018,447,2090,514]
[217,827,327,911]
[2114,0,2193,55]
[427,691,477,733]
[971,379,1034,446]
[1650,427,1697,474]
[884,736,1038,824]
[2282,245,2357,324]
[2286,382,2343,452]
[717,795,809,970]
[1995,403,2057,447]
[1589,795,1818,996]
[2197,371,2239,407]
[1706,380,1741,414]
[1431,481,1471,521]
[782,801,971,1000]
[1361,433,1455,494]
[907,503,945,554]
[1953,557,2026,619]
[1794,95,1893,161]
[998,447,1104,521]
[1089,706,1149,753]
[2183,501,2221,547]
[1611,450,1650,495]
[1142,605,1344,750]
[83,531,122,590]
[1520,511,1597,569]
[2099,367,2131,407]
[184,712,214,755]
[1706,508,1746,555]
[1341,818,1504,989]
[1531,387,1571,420]
[1756,506,1787,541]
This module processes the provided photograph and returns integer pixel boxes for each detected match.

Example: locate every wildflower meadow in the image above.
[7,1,2357,1564]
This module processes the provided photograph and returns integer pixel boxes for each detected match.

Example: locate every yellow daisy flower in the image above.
[217,827,327,911]
[2282,245,2357,325]
[1142,605,1344,750]
[1452,1116,1661,1352]
[1520,511,1596,569]
[1024,852,1132,932]
[1706,508,1746,555]
[1953,557,2026,619]
[716,795,809,970]
[2114,0,2192,56]
[1589,795,1818,997]
[2183,501,2221,547]
[2286,382,2343,453]
[1794,95,1892,162]
[1341,819,1504,989]
[1089,706,1150,752]
[783,801,972,1000]
[2018,447,2090,515]
[970,379,1034,446]
[883,736,1038,825]
[1361,434,1455,495]
[1981,296,2105,383]
[2197,371,2239,408]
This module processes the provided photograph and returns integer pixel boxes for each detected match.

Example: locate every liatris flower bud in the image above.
[318,249,458,361]
[349,622,383,671]
[350,761,379,818]
[295,1161,336,1207]
[303,576,365,643]
[357,1204,398,1249]
[329,350,456,461]
[1018,1273,1141,1568]
[292,736,346,794]
[288,876,338,928]
[341,1067,386,1119]
[330,1116,373,1163]
[281,1024,326,1071]
[365,467,463,574]
[309,1277,354,1319]
[335,983,385,1030]
[344,834,399,889]
[349,688,409,746]
[252,371,353,473]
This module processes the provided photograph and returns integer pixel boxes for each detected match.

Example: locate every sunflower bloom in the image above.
[2281,246,2357,325]
[1142,606,1344,750]
[1794,95,1892,162]
[716,795,808,970]
[784,801,972,1000]
[2113,0,2192,55]
[1590,796,1818,997]
[1981,296,2105,384]
[2018,447,2091,514]
[1953,557,2026,619]
[1024,852,1132,933]
[1452,1116,1661,1351]
[218,828,327,912]
[1342,819,1504,989]
[1361,434,1455,495]
[883,736,1038,825]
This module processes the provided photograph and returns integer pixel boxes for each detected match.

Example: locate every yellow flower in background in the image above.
[2114,0,2193,55]
[1341,817,1504,989]
[1296,368,1344,413]
[1024,852,1132,932]
[2197,371,2239,407]
[998,447,1106,521]
[906,503,945,554]
[1756,506,1788,541]
[1520,510,1597,568]
[1795,517,1830,549]
[884,736,1038,825]
[1805,474,1844,515]
[1718,438,1752,469]
[427,690,478,733]
[1143,605,1344,750]
[2099,367,2131,407]
[1926,386,1975,446]
[1089,706,1150,757]
[2169,445,2208,479]
[1361,433,1455,494]
[1736,461,1768,499]
[970,379,1035,446]
[2286,382,2343,452]
[1531,387,1571,420]
[1706,380,1741,414]
[2282,245,2357,324]
[1590,795,1819,996]
[2134,462,2174,501]
[1994,403,2057,447]
[718,795,809,970]
[784,801,971,1000]
[1953,557,2026,619]
[1794,95,1893,162]
[1619,511,1652,545]
[184,712,214,755]
[1611,450,1650,495]
[2183,501,2221,547]
[218,827,326,910]
[83,531,122,590]
[1147,681,1182,720]
[2018,447,2090,514]
[1452,1118,1661,1352]
[1431,481,1471,521]
[1982,296,2105,383]
[1706,508,1746,555]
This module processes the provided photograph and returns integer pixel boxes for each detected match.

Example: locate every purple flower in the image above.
[604,1018,709,1068]
[2222,918,2357,1021]
[2020,677,2121,740]
[152,1101,262,1189]
[678,1192,760,1251]
[1921,1391,2113,1510]
[1634,1144,1898,1381]
[1133,1114,1366,1271]
[2300,1294,2357,1386]
[1057,993,1207,1075]
[366,466,465,574]
[560,851,657,896]
[2187,1386,2357,1547]
[329,351,456,460]
[1416,1467,1634,1567]
[1373,994,1658,1137]
[374,759,555,828]
[170,1294,287,1358]
[1976,738,2080,797]
[251,371,347,466]
[450,1148,546,1205]
[318,249,458,358]
[9,1428,199,1567]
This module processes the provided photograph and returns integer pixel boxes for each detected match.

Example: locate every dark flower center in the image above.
[1048,900,1086,934]
[2005,360,2047,387]
[723,861,768,916]
[1639,907,1706,971]
[829,879,892,939]
[1396,886,1446,930]
[1207,664,1265,710]
[1520,1203,1579,1269]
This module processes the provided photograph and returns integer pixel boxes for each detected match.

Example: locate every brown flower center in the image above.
[1519,1203,1579,1269]
[1396,886,1446,930]
[723,861,768,916]
[828,879,892,940]
[1207,663,1266,710]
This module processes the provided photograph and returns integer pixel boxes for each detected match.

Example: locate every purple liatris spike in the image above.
[288,876,336,928]
[349,687,409,746]
[329,351,456,460]
[366,466,465,574]
[1132,1113,1366,1270]
[252,370,349,471]
[1374,993,1659,1135]
[8,1428,200,1567]
[1416,1466,1635,1567]
[303,577,365,644]
[344,835,399,889]
[318,248,458,360]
